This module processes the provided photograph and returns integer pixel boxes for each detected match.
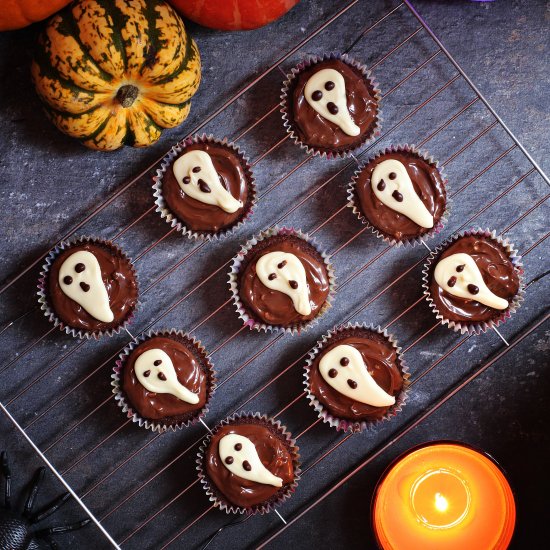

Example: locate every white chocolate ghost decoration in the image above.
[58,251,114,323]
[134,348,199,404]
[371,159,434,228]
[256,251,311,316]
[319,344,395,407]
[172,150,243,213]
[434,253,509,310]
[304,68,360,136]
[218,433,283,487]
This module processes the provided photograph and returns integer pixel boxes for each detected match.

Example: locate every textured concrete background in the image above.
[0,0,548,549]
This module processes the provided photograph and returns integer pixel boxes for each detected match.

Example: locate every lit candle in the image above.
[372,442,515,550]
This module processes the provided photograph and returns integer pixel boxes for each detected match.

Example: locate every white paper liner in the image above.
[37,236,139,340]
[303,323,410,433]
[347,144,450,247]
[196,412,301,515]
[228,226,336,334]
[281,52,382,159]
[152,134,257,240]
[422,229,525,335]
[111,329,216,433]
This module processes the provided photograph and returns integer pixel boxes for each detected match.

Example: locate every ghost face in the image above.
[218,433,283,487]
[134,348,200,404]
[304,68,360,136]
[371,159,434,228]
[319,344,395,407]
[173,150,243,213]
[58,250,114,323]
[434,253,509,310]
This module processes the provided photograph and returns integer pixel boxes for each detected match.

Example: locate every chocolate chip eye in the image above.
[377,180,386,191]
[347,379,358,389]
[154,359,162,366]
[268,273,277,280]
[143,370,151,377]
[198,179,211,193]
[468,284,479,295]
[182,176,190,184]
[234,443,242,451]
[289,280,298,289]
[192,166,201,173]
[63,276,73,285]
[311,90,323,101]
[328,368,338,378]
[340,357,349,366]
[392,190,403,202]
[225,456,234,465]
[325,81,335,91]
[389,172,397,180]
[327,102,338,115]
[447,276,457,287]
[74,263,85,273]
[79,282,90,292]
[277,260,287,269]
[456,264,465,272]
[242,460,252,471]
[158,372,167,381]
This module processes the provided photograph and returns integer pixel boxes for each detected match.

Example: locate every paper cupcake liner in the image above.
[228,226,337,334]
[37,236,139,340]
[153,134,257,240]
[422,229,525,335]
[281,52,382,159]
[303,323,410,433]
[347,144,451,247]
[196,412,301,515]
[111,329,216,433]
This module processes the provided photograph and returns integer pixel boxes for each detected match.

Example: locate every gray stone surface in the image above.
[0,0,548,549]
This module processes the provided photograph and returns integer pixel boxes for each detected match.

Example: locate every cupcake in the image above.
[349,145,448,245]
[229,227,335,333]
[423,230,524,334]
[197,413,300,514]
[112,330,215,432]
[305,324,409,433]
[38,237,138,339]
[281,53,381,158]
[153,134,256,239]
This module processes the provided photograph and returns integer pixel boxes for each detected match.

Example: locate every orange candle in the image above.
[372,442,516,550]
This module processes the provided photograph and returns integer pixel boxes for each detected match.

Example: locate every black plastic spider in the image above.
[0,451,90,549]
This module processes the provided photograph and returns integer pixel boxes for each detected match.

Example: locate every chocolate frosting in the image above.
[162,141,251,233]
[290,59,378,153]
[355,151,447,241]
[204,418,295,509]
[48,242,138,333]
[239,235,330,327]
[429,235,520,323]
[122,335,211,423]
[309,328,404,422]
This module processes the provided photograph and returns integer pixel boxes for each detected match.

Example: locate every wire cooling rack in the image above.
[1,0,549,548]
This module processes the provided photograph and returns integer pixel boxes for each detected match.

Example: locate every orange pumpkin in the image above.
[168,0,300,31]
[0,0,72,31]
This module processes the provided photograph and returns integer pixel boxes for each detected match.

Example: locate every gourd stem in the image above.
[116,85,139,108]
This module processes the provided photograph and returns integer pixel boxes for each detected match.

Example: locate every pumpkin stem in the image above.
[116,85,139,108]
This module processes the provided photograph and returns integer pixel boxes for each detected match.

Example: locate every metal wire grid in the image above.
[0,0,548,548]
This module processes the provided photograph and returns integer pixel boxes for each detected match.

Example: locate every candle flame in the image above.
[434,492,449,513]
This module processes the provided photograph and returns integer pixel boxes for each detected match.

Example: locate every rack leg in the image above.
[420,239,432,253]
[493,327,509,347]
[274,509,287,525]
[124,328,139,343]
[199,418,213,434]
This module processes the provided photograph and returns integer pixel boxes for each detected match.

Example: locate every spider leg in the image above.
[24,466,45,518]
[30,491,71,524]
[34,518,91,537]
[1,450,11,509]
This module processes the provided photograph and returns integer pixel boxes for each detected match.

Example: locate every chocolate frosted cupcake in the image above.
[153,134,256,239]
[281,53,381,158]
[229,227,335,333]
[112,330,215,432]
[38,237,138,339]
[423,229,524,334]
[197,413,300,514]
[305,324,409,433]
[349,145,448,245]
